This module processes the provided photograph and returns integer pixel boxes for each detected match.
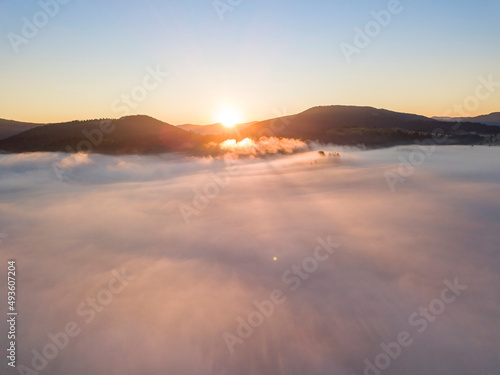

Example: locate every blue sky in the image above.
[1,0,499,124]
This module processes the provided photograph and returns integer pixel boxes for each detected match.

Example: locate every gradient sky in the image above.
[1,0,499,124]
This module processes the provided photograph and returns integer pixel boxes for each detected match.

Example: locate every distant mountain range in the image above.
[0,119,47,140]
[238,106,500,147]
[432,113,500,126]
[0,106,499,155]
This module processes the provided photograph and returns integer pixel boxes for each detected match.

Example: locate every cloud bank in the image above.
[0,146,499,375]
[213,136,308,158]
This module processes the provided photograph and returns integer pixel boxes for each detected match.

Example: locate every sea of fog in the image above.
[0,145,499,375]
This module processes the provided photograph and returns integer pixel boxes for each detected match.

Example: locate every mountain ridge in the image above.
[432,112,500,126]
[1,106,499,154]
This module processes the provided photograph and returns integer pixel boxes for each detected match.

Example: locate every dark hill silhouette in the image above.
[242,106,500,143]
[0,119,47,140]
[0,115,204,154]
[243,105,436,138]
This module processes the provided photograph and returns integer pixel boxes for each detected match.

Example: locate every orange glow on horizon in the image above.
[216,107,243,128]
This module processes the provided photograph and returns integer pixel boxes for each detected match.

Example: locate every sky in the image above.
[1,0,499,124]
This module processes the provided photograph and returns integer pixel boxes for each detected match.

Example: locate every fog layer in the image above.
[1,146,499,375]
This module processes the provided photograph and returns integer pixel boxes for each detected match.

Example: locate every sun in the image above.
[217,108,242,128]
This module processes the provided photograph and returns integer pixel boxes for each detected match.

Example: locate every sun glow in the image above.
[217,108,242,128]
